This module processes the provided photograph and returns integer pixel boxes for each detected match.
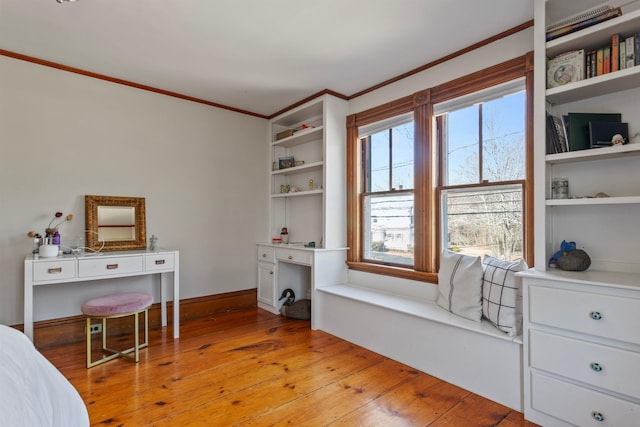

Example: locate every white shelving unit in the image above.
[267,94,348,248]
[534,0,640,274]
[525,1,640,425]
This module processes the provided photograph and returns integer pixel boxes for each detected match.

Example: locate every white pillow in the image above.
[481,255,528,336]
[437,251,483,322]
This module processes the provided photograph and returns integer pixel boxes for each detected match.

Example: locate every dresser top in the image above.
[518,268,640,291]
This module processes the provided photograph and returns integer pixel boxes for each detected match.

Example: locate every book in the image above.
[636,34,640,66]
[546,5,613,31]
[589,121,629,147]
[620,38,626,70]
[611,34,620,72]
[586,51,593,78]
[603,45,611,74]
[567,112,622,151]
[545,7,622,41]
[596,48,604,76]
[550,114,569,152]
[625,36,635,68]
[547,50,585,88]
[589,50,597,77]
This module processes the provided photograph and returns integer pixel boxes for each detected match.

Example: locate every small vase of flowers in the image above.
[28,212,73,257]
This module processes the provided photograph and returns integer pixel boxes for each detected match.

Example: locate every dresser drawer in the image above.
[530,330,640,398]
[528,285,640,345]
[145,253,175,271]
[257,246,275,263]
[276,248,312,266]
[33,259,76,282]
[78,256,143,278]
[531,372,640,426]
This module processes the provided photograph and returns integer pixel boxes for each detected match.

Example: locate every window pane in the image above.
[482,91,525,181]
[391,122,414,190]
[443,105,480,185]
[364,193,414,266]
[442,186,522,261]
[369,132,390,191]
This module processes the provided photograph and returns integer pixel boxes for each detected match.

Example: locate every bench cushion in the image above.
[81,292,153,317]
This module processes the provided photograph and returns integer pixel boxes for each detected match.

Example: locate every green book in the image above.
[567,112,621,151]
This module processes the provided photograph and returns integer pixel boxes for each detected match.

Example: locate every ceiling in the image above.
[0,0,533,117]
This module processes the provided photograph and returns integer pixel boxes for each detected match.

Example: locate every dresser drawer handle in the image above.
[106,264,119,270]
[47,267,63,274]
[155,259,165,265]
[288,255,293,260]
[591,411,605,422]
[590,311,602,320]
[590,362,603,372]
[262,253,267,258]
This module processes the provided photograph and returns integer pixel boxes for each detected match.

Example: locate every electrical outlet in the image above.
[89,324,102,334]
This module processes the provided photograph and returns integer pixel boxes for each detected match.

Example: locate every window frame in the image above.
[346,53,534,283]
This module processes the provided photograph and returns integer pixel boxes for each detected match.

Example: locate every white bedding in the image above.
[0,325,89,427]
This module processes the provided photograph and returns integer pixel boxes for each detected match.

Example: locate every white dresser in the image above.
[24,249,179,342]
[519,269,640,426]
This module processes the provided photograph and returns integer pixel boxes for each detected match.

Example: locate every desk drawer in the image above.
[531,372,640,426]
[530,330,640,398]
[79,256,143,278]
[528,285,640,345]
[145,253,175,271]
[276,248,312,266]
[257,246,275,263]
[33,259,76,282]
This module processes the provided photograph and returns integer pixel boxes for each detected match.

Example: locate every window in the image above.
[361,116,414,266]
[436,80,526,261]
[346,54,533,282]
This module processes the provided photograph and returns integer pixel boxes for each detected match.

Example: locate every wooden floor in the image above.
[42,309,539,426]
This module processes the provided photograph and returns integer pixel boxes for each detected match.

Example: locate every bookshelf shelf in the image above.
[546,65,640,104]
[546,8,640,57]
[272,126,323,148]
[271,161,323,176]
[546,195,640,206]
[546,142,640,164]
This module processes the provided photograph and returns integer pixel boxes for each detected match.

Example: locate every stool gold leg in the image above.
[134,309,140,363]
[86,317,92,369]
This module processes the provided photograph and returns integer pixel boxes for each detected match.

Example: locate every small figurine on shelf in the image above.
[149,234,158,251]
[280,227,289,244]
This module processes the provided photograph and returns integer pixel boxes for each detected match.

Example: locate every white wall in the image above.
[0,56,269,325]
[346,27,534,290]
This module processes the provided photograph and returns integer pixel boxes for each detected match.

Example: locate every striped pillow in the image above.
[481,256,528,336]
[437,251,483,322]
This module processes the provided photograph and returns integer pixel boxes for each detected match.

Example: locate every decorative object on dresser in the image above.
[85,194,146,251]
[27,211,73,257]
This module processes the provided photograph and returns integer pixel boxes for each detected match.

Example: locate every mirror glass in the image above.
[85,195,146,251]
[97,206,136,241]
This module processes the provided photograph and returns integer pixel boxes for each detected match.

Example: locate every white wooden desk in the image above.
[24,249,179,342]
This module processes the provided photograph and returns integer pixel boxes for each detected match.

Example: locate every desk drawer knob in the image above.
[47,267,63,274]
[288,255,293,260]
[590,362,603,372]
[590,311,602,320]
[591,411,605,422]
[106,264,119,270]
[155,259,165,265]
[262,253,267,258]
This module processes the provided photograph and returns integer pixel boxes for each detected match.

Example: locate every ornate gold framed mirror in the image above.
[85,195,146,251]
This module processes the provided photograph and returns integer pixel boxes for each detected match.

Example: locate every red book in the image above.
[611,34,620,72]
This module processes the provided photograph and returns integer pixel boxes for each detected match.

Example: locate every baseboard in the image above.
[14,289,257,349]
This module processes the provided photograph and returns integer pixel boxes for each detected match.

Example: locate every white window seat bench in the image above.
[314,283,523,411]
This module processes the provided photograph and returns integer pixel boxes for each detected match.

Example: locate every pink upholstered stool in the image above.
[81,292,153,368]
